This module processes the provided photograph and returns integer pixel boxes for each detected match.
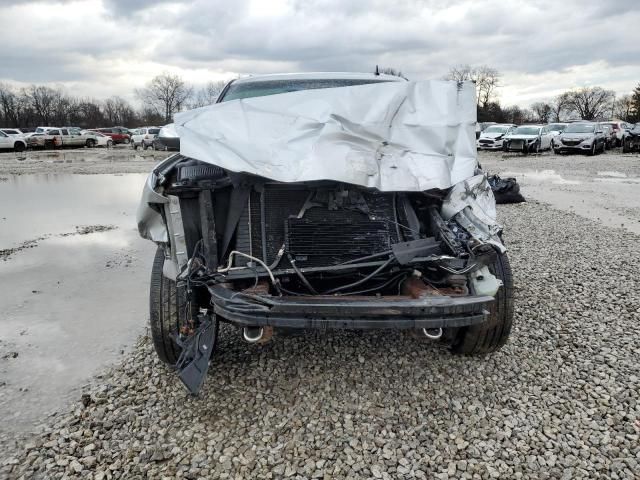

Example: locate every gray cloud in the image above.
[0,0,639,106]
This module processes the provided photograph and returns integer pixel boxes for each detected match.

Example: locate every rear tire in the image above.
[13,142,26,152]
[149,246,188,364]
[450,252,514,355]
[107,140,113,148]
[622,140,630,153]
[85,139,95,148]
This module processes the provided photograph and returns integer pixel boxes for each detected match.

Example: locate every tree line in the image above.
[0,74,227,129]
[443,64,640,124]
[1,68,639,129]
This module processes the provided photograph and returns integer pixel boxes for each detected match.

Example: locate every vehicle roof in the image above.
[231,72,406,85]
[485,123,515,127]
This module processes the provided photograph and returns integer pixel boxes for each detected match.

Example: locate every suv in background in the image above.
[555,122,606,155]
[601,121,627,146]
[93,127,130,144]
[0,130,27,151]
[131,127,160,150]
[0,128,25,138]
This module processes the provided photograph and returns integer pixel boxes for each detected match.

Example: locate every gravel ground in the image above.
[2,200,639,479]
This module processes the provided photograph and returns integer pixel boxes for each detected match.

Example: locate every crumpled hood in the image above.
[174,80,477,192]
[479,131,504,139]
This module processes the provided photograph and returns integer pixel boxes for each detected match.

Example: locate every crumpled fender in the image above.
[136,172,169,243]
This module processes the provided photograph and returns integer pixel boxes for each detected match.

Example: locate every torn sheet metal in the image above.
[174,81,477,192]
[441,174,505,253]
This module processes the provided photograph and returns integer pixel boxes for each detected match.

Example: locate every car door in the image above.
[539,126,549,149]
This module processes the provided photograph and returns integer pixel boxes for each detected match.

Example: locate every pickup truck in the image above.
[27,128,98,148]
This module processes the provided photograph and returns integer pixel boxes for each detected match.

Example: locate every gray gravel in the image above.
[2,201,640,479]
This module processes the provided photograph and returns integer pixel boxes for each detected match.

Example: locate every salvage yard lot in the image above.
[1,149,639,479]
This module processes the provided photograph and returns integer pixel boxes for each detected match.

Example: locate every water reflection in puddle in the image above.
[0,173,147,247]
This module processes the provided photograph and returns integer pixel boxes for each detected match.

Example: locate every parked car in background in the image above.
[475,121,497,139]
[27,128,98,148]
[547,123,567,150]
[0,128,25,138]
[92,127,130,144]
[555,122,606,155]
[601,121,627,146]
[601,124,616,150]
[82,130,112,148]
[476,124,515,150]
[622,123,640,153]
[131,127,160,150]
[0,130,27,151]
[503,125,553,153]
[152,123,180,151]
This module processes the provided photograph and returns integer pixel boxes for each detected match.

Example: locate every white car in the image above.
[0,130,27,151]
[547,123,568,149]
[476,124,516,150]
[131,127,161,150]
[82,130,113,148]
[503,125,553,153]
[0,128,25,138]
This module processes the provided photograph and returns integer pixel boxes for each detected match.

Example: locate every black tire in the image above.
[13,142,26,152]
[149,246,188,364]
[107,140,113,148]
[85,139,95,148]
[622,140,630,153]
[588,142,596,156]
[450,252,514,355]
[123,138,130,144]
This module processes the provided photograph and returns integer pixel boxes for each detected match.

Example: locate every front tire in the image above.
[106,140,113,148]
[149,247,188,364]
[85,139,95,148]
[14,142,26,152]
[449,252,514,355]
[588,142,596,156]
[123,138,130,144]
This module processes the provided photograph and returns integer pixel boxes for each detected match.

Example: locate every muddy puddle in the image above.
[0,173,156,441]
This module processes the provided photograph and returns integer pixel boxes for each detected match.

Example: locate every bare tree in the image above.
[630,83,640,122]
[530,101,553,123]
[25,85,61,125]
[550,92,571,122]
[444,65,501,108]
[136,73,193,123]
[612,94,634,121]
[566,87,615,120]
[190,80,227,109]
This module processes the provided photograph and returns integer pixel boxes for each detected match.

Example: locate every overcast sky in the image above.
[1,0,639,107]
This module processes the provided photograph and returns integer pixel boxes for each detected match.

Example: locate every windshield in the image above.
[513,126,540,135]
[149,128,160,134]
[565,123,595,134]
[484,126,509,133]
[548,124,566,132]
[220,78,393,102]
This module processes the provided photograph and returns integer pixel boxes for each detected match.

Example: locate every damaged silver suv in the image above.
[137,73,514,394]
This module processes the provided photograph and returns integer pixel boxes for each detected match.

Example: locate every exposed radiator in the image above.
[234,184,399,269]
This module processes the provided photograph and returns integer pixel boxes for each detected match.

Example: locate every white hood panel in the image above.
[174,81,477,192]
